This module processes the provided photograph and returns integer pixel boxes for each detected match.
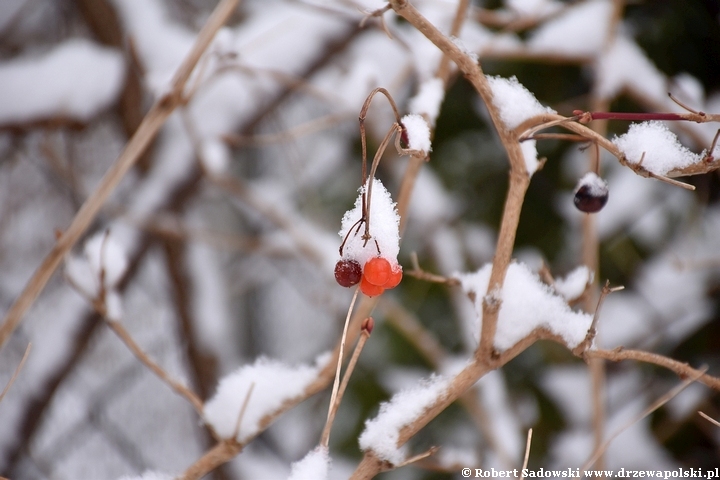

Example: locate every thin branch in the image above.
[323,289,360,446]
[519,428,532,480]
[586,348,720,390]
[0,342,31,405]
[0,0,241,350]
[232,383,255,441]
[106,319,205,416]
[580,366,708,472]
[321,317,373,447]
[698,411,720,428]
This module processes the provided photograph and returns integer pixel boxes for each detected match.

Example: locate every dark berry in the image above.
[573,173,609,213]
[399,122,409,149]
[334,259,362,287]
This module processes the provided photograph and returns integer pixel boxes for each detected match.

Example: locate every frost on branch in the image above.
[287,446,330,480]
[203,354,329,442]
[456,262,592,351]
[359,374,450,465]
[339,178,400,267]
[613,121,702,175]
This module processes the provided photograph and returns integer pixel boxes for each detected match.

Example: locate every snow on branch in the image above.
[612,121,702,176]
[0,39,125,125]
[203,355,330,442]
[456,262,593,352]
[287,446,331,480]
[358,374,451,465]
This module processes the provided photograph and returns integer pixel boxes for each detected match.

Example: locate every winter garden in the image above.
[1,0,720,478]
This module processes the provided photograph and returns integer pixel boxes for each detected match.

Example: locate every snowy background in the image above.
[1,0,720,478]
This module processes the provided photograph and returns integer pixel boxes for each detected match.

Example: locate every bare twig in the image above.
[0,342,31,405]
[698,411,720,428]
[323,289,360,446]
[519,428,532,480]
[581,366,708,471]
[106,319,205,416]
[586,348,720,390]
[232,383,255,441]
[321,317,373,447]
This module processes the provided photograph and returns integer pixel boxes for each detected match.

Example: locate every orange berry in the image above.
[383,264,403,289]
[364,257,391,286]
[360,275,385,297]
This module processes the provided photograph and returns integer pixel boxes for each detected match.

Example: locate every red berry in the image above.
[364,257,392,286]
[334,259,362,287]
[360,275,385,297]
[383,264,403,289]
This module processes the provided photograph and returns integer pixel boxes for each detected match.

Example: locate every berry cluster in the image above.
[334,257,402,297]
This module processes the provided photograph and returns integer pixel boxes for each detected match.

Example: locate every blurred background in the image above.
[1,0,719,478]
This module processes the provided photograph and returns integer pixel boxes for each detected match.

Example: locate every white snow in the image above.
[507,0,563,17]
[401,114,432,154]
[575,171,608,198]
[596,35,667,103]
[456,262,593,351]
[527,0,613,57]
[117,472,173,480]
[339,178,400,267]
[486,76,555,130]
[0,38,125,124]
[408,77,445,126]
[613,121,701,175]
[520,139,540,175]
[287,446,330,480]
[65,230,128,298]
[554,265,592,301]
[358,374,450,465]
[200,139,231,174]
[203,355,329,442]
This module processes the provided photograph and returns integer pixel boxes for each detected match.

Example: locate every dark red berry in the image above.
[573,173,609,213]
[334,259,362,287]
[399,122,409,149]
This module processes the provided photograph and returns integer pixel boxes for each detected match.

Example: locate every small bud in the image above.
[573,172,609,213]
[361,317,374,334]
[399,122,409,149]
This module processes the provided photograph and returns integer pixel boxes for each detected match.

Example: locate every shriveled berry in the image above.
[399,122,409,149]
[364,257,392,286]
[383,264,403,289]
[334,259,362,287]
[573,172,609,213]
[360,275,385,297]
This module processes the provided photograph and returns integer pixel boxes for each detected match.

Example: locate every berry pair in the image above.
[334,257,403,297]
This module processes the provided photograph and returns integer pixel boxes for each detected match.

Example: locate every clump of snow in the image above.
[203,355,329,442]
[359,374,450,465]
[520,139,540,175]
[339,178,400,267]
[0,38,125,124]
[554,265,592,301]
[456,262,592,351]
[527,0,613,57]
[486,76,555,129]
[408,77,445,126]
[65,230,128,298]
[401,114,432,154]
[613,121,701,175]
[576,172,608,197]
[596,35,667,103]
[287,446,330,480]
